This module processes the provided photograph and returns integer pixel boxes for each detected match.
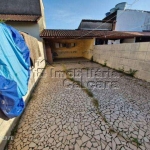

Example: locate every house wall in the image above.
[7,21,41,40]
[48,39,94,59]
[6,0,46,41]
[93,42,150,82]
[0,41,46,150]
[115,10,150,31]
[82,39,95,60]
[78,22,112,30]
[7,19,45,41]
[39,0,46,31]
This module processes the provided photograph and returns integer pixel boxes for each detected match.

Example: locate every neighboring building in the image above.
[102,2,150,32]
[77,2,150,45]
[78,2,150,32]
[0,0,46,41]
[78,19,113,31]
[103,9,150,32]
[40,29,150,62]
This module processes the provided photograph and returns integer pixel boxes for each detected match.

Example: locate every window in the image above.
[71,43,76,47]
[62,43,66,47]
[55,43,76,48]
[95,38,108,45]
[55,43,59,48]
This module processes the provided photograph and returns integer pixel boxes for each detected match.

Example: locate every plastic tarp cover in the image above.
[0,23,30,118]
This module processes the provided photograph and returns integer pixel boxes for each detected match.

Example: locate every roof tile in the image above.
[40,29,150,39]
[0,15,41,22]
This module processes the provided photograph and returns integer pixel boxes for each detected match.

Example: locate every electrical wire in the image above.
[76,0,140,39]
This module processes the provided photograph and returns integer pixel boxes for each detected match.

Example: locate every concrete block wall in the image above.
[0,41,46,150]
[93,42,150,82]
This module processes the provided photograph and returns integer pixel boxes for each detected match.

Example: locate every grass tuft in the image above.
[84,89,94,97]
[131,137,141,147]
[118,66,124,73]
[69,77,75,82]
[126,69,138,77]
[100,60,107,67]
[109,128,115,133]
[90,56,93,62]
[103,117,108,123]
[92,98,99,108]
[62,64,139,145]
[117,67,138,77]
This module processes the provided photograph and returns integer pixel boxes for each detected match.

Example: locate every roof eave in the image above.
[0,14,41,22]
[40,36,94,39]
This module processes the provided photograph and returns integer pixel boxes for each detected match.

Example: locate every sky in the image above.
[43,0,150,29]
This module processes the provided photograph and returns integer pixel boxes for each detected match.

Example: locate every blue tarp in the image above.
[0,23,30,118]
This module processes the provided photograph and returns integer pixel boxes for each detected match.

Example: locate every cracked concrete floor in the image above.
[7,60,150,150]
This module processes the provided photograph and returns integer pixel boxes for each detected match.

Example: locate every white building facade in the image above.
[115,9,150,32]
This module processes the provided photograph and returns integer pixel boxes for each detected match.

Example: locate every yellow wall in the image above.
[49,39,94,59]
[82,38,95,60]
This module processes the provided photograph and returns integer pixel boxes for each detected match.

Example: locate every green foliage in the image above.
[118,66,124,73]
[126,69,138,77]
[131,137,141,147]
[101,60,107,67]
[104,60,107,66]
[83,88,94,97]
[103,117,108,123]
[92,98,99,108]
[0,19,5,23]
[117,67,138,77]
[69,77,75,82]
[90,56,93,62]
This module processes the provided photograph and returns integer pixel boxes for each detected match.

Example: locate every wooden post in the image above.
[45,40,53,64]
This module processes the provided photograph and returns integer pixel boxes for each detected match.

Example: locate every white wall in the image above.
[143,13,150,31]
[123,38,135,43]
[39,0,46,31]
[7,22,41,40]
[108,39,120,44]
[6,0,46,41]
[115,10,150,32]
